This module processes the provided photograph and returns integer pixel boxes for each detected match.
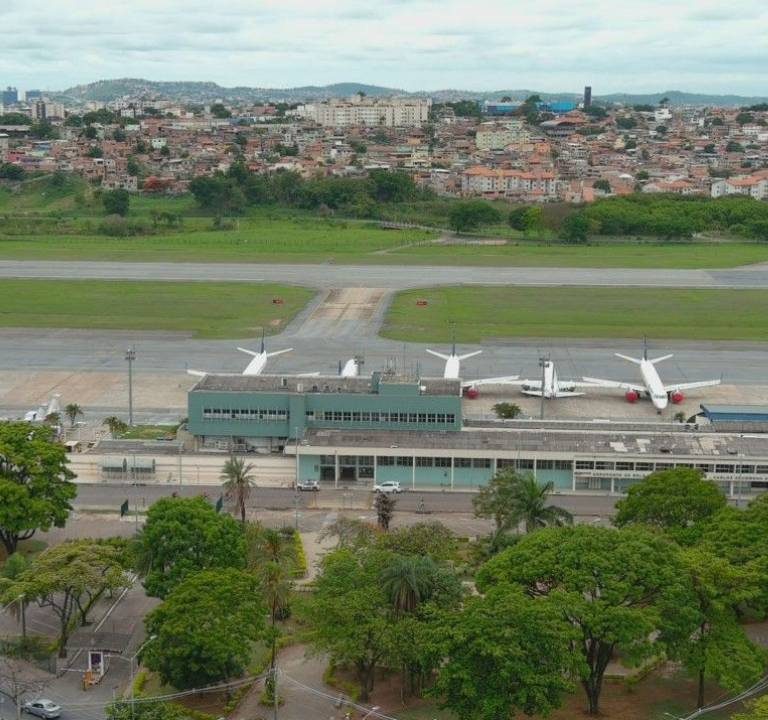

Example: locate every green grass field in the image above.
[3,179,768,268]
[383,286,768,342]
[0,279,315,338]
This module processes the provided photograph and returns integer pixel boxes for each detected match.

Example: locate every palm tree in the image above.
[64,403,83,427]
[512,473,573,534]
[102,416,127,437]
[381,555,438,615]
[220,456,255,524]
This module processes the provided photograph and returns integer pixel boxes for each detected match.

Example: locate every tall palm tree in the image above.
[102,416,127,437]
[64,403,83,427]
[512,473,573,534]
[220,456,255,524]
[381,555,438,615]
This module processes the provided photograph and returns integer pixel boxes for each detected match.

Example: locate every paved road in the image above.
[72,482,620,519]
[4,259,768,289]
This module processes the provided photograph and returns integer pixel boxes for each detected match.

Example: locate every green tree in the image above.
[3,540,129,656]
[87,146,104,158]
[381,555,441,615]
[135,496,245,598]
[493,402,522,419]
[736,112,755,125]
[143,568,264,689]
[210,103,231,119]
[478,526,698,715]
[614,467,726,543]
[448,200,501,232]
[616,116,637,130]
[126,157,140,176]
[473,468,572,539]
[302,549,393,701]
[733,696,768,720]
[318,516,378,550]
[431,584,578,720]
[508,206,543,233]
[220,456,255,524]
[31,121,58,139]
[0,163,25,180]
[112,127,127,142]
[102,189,130,216]
[102,416,128,436]
[189,175,245,217]
[63,403,83,428]
[0,422,76,555]
[374,491,396,531]
[593,179,611,193]
[676,548,765,709]
[560,213,590,243]
[368,170,416,203]
[377,521,458,563]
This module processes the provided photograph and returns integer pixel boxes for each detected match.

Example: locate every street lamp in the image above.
[538,355,549,420]
[125,347,136,426]
[129,634,157,720]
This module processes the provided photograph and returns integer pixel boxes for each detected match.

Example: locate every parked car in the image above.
[296,479,319,492]
[373,481,403,494]
[23,700,62,719]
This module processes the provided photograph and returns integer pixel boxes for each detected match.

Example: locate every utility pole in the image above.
[539,355,549,420]
[272,665,279,720]
[125,347,136,426]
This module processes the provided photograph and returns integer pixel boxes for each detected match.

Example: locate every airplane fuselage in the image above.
[340,358,359,378]
[639,359,669,410]
[243,353,269,376]
[443,355,461,380]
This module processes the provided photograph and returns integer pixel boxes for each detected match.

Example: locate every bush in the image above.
[493,402,522,419]
[0,163,25,180]
[102,188,130,216]
[98,215,150,237]
[448,200,501,232]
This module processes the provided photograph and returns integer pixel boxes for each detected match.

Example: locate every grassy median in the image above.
[0,279,314,338]
[382,286,768,342]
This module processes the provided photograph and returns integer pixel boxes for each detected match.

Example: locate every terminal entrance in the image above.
[318,455,374,484]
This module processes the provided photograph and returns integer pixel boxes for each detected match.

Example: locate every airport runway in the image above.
[3,259,768,288]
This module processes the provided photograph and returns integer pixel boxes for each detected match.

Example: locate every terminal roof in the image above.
[191,373,460,396]
[300,427,768,458]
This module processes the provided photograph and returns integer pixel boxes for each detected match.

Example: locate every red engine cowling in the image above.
[464,387,479,400]
[625,390,639,403]
[670,390,685,404]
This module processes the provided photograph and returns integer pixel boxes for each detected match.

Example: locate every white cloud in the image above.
[0,0,766,94]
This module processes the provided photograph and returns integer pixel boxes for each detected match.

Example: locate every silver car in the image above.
[24,699,62,719]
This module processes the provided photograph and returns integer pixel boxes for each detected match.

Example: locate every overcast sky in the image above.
[2,0,767,95]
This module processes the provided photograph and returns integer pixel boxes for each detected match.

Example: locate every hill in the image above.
[50,78,768,107]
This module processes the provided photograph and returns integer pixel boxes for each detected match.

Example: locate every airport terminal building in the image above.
[182,373,768,499]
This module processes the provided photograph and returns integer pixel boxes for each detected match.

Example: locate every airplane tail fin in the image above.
[457,350,483,361]
[649,354,673,365]
[615,353,642,365]
[426,349,451,361]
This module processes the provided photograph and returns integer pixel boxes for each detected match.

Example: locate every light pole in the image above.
[129,634,157,720]
[125,347,136,426]
[538,355,549,420]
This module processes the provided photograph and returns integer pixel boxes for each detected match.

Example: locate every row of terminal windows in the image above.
[316,410,456,425]
[202,408,288,421]
[574,460,768,474]
[376,456,491,468]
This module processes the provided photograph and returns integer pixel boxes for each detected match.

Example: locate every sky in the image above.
[2,0,767,95]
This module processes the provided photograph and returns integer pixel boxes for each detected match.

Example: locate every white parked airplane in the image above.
[188,331,293,378]
[338,356,362,378]
[426,344,519,395]
[24,394,61,422]
[583,340,721,412]
[518,360,599,399]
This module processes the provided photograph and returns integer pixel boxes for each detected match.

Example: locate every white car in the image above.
[23,700,62,719]
[373,481,403,494]
[296,479,319,492]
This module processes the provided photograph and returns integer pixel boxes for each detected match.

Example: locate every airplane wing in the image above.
[462,375,521,389]
[267,348,293,359]
[187,369,207,377]
[582,376,645,393]
[664,379,721,392]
